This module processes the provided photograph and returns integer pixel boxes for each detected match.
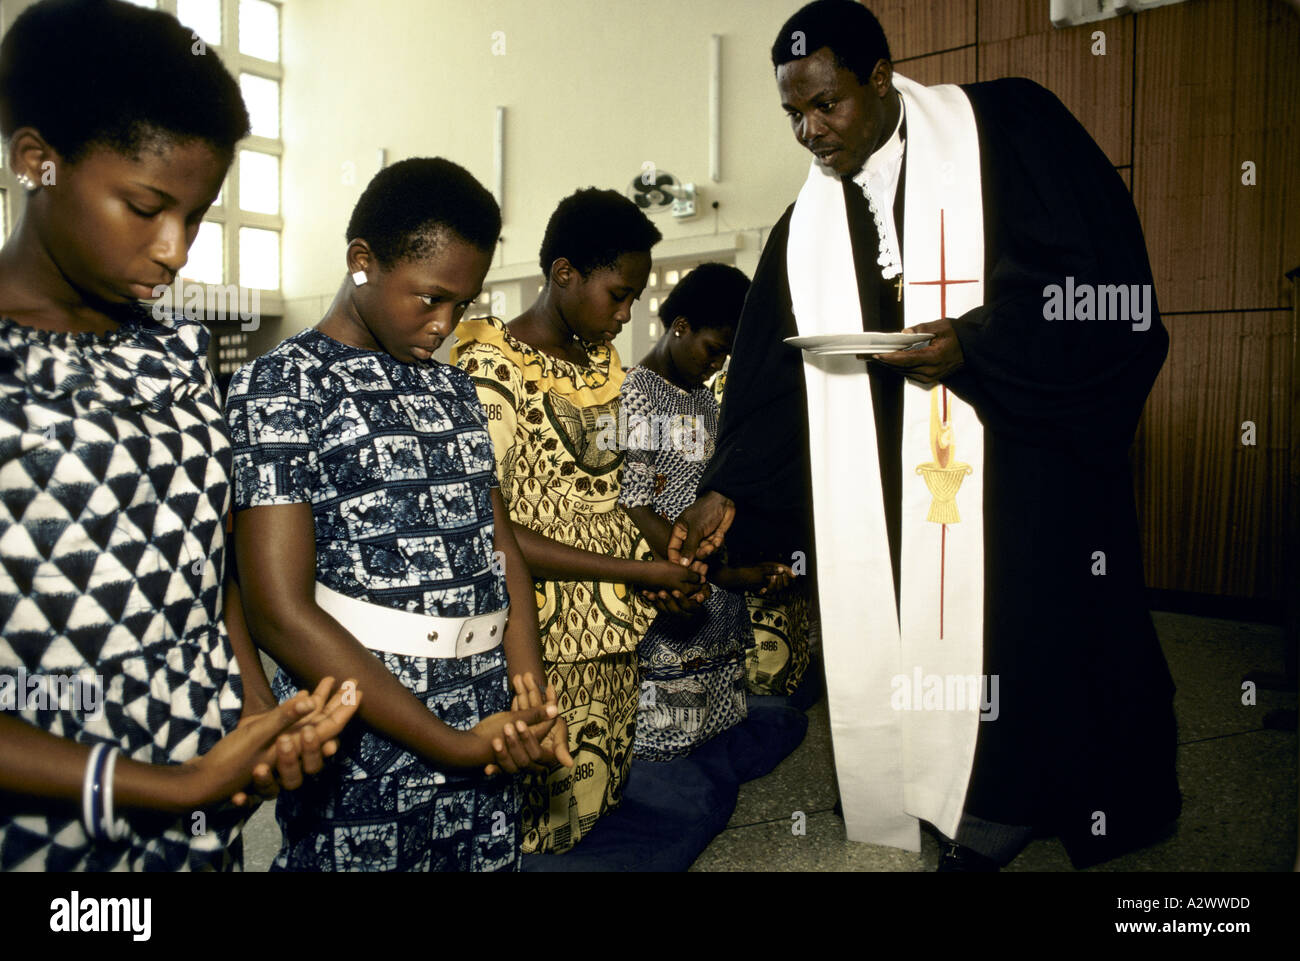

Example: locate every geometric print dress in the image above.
[225,328,518,872]
[0,307,246,871]
[617,365,751,761]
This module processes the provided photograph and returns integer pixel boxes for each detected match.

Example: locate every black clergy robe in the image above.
[701,77,1180,867]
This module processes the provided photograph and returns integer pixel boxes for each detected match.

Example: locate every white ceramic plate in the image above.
[784,332,933,355]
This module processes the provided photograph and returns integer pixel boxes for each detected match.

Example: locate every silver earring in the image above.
[674,330,681,337]
[351,270,368,287]
[16,172,35,190]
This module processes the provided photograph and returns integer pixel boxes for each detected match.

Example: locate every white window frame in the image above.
[157,0,284,314]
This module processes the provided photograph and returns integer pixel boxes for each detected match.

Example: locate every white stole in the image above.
[786,74,986,850]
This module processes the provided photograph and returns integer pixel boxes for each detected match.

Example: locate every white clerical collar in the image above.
[851,98,906,281]
[857,98,906,182]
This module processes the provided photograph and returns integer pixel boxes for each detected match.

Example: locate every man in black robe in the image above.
[670,0,1180,869]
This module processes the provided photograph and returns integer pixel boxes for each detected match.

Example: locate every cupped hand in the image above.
[635,558,705,597]
[229,677,361,805]
[184,690,317,808]
[719,561,796,595]
[472,700,557,775]
[483,674,574,776]
[870,318,964,386]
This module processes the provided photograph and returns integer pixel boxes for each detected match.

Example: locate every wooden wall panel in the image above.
[858,0,1299,607]
[1135,311,1292,599]
[894,46,976,88]
[869,0,975,60]
[975,0,1052,44]
[1134,0,1300,313]
[977,19,1133,165]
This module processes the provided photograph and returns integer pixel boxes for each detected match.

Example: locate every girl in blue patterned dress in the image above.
[0,0,357,872]
[227,158,570,872]
[618,265,794,760]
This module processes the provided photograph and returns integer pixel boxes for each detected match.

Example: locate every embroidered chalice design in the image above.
[915,388,971,524]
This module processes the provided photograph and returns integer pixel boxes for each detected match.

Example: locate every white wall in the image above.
[278,0,816,350]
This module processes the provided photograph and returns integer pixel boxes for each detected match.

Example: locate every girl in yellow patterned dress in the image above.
[453,189,707,853]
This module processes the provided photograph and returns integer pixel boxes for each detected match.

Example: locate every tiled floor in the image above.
[242,611,1297,872]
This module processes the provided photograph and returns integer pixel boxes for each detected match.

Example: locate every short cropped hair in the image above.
[346,157,501,266]
[770,0,892,84]
[538,187,662,278]
[0,0,250,162]
[660,263,751,333]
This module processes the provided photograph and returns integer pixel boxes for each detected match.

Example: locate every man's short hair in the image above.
[770,1,892,84]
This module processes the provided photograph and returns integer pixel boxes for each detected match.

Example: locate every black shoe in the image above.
[936,841,1001,872]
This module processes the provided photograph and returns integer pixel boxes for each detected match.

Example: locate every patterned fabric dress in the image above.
[453,316,653,854]
[710,370,812,696]
[225,329,518,872]
[0,307,246,871]
[618,365,751,760]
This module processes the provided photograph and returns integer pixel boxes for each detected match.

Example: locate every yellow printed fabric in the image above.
[453,316,654,853]
[745,585,812,696]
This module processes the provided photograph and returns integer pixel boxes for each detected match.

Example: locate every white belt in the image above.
[315,583,507,660]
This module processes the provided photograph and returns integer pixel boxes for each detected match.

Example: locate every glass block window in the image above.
[215,330,252,375]
[627,258,731,363]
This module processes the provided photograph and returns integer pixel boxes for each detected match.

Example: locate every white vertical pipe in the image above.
[494,106,506,212]
[709,34,722,183]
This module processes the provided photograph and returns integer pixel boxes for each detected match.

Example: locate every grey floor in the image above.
[241,611,1297,872]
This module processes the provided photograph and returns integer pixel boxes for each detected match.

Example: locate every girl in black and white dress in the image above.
[618,264,793,760]
[0,0,356,872]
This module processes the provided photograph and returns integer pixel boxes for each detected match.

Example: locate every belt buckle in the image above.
[456,613,502,658]
[456,618,478,659]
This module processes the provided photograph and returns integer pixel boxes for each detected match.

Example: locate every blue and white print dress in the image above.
[225,328,518,872]
[0,308,245,871]
[617,365,752,762]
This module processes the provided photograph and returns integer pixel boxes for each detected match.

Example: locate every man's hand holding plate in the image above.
[870,318,964,386]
